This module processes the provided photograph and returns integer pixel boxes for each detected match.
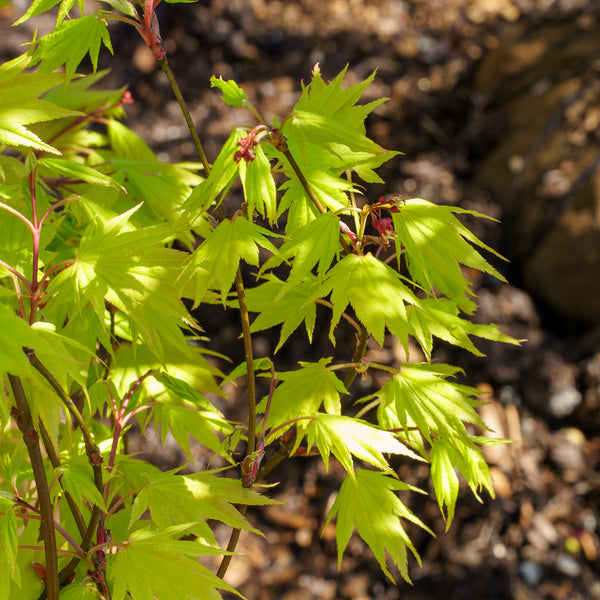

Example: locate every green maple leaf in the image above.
[0,54,82,154]
[261,211,342,293]
[32,13,114,85]
[377,363,486,447]
[182,216,279,306]
[43,68,125,114]
[239,143,277,225]
[109,526,240,600]
[321,253,420,348]
[393,199,506,309]
[305,413,423,476]
[0,306,89,384]
[184,128,244,216]
[58,580,103,600]
[13,0,85,26]
[54,453,107,515]
[47,204,193,358]
[296,65,385,121]
[430,440,460,528]
[106,120,156,161]
[410,297,520,357]
[109,342,223,407]
[39,157,120,188]
[210,75,250,108]
[152,403,231,462]
[129,471,278,541]
[260,358,347,433]
[245,274,319,352]
[324,468,432,583]
[287,109,384,157]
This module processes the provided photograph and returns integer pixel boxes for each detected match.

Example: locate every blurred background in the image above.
[1,1,599,598]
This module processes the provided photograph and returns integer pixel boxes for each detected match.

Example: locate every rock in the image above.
[519,560,543,585]
[555,553,582,578]
[473,16,600,322]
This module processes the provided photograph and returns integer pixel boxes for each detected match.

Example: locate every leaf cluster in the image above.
[0,3,519,598]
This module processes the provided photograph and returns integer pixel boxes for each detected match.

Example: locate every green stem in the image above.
[9,375,59,600]
[157,56,211,174]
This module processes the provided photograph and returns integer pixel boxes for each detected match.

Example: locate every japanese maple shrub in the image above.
[0,1,518,599]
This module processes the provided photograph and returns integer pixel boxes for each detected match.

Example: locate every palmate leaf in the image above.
[106,120,156,161]
[58,580,102,600]
[13,0,84,25]
[48,204,193,358]
[1,517,44,599]
[0,54,82,154]
[286,109,384,157]
[410,297,520,357]
[261,211,342,293]
[245,274,319,352]
[39,157,120,188]
[129,472,274,539]
[152,404,231,461]
[182,216,279,306]
[239,143,277,225]
[42,68,125,115]
[32,13,114,85]
[430,440,460,528]
[324,468,432,583]
[393,199,506,309]
[0,305,86,382]
[53,453,107,515]
[305,413,423,477]
[108,342,224,412]
[430,436,496,530]
[210,75,250,108]
[109,526,240,600]
[321,253,421,349]
[260,358,347,433]
[295,65,385,127]
[184,128,244,217]
[377,363,486,447]
[119,462,279,546]
[277,157,354,232]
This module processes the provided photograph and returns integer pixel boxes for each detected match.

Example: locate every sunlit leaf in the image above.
[305,413,424,476]
[324,468,432,583]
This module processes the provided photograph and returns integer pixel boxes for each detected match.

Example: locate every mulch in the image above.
[1,1,599,598]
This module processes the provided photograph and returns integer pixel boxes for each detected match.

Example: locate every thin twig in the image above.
[157,56,211,174]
